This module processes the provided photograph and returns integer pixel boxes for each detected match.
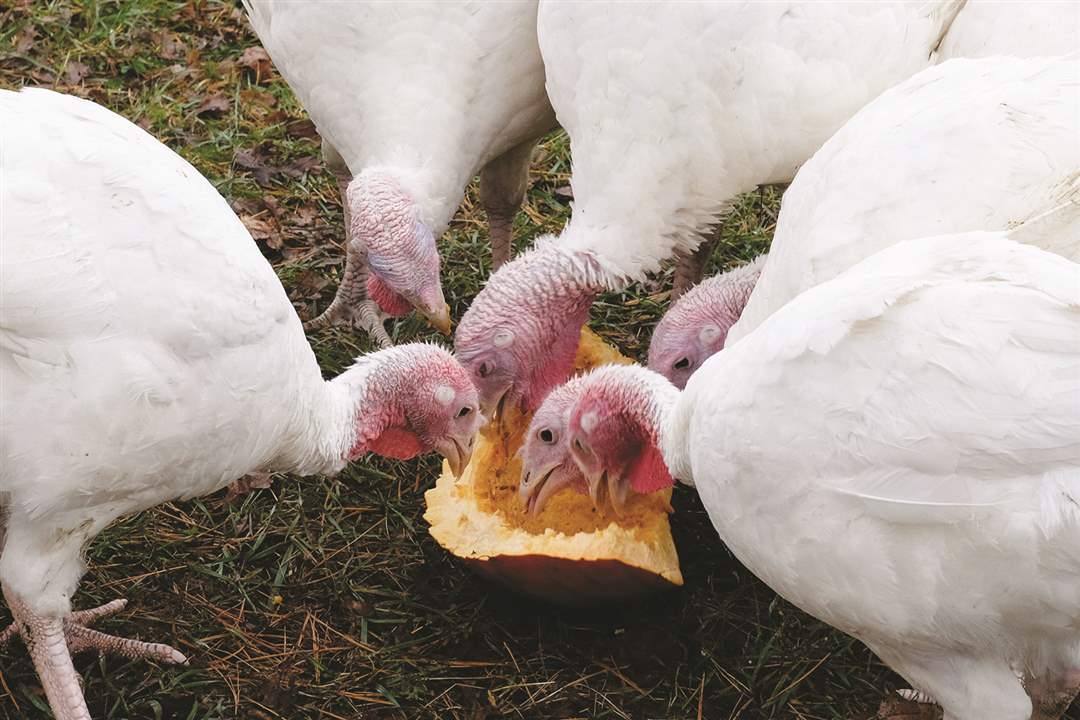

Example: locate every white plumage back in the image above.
[538,1,964,280]
[244,0,553,233]
[939,0,1080,59]
[730,54,1080,343]
[671,233,1080,714]
[1,88,321,526]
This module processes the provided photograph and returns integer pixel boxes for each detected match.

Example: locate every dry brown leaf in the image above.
[29,68,55,84]
[289,269,331,298]
[239,212,282,250]
[261,195,282,218]
[263,110,289,126]
[286,118,319,139]
[281,156,320,179]
[157,31,186,61]
[14,26,38,54]
[238,46,273,84]
[240,88,277,109]
[233,148,275,187]
[194,92,230,117]
[293,204,318,227]
[62,60,91,86]
[234,147,320,187]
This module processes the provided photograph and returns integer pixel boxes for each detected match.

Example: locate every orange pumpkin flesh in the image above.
[424,329,683,606]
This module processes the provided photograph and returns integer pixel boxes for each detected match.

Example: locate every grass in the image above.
[1,2,1074,719]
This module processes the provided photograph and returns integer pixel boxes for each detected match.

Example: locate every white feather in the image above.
[667,234,1080,717]
[0,89,354,614]
[937,0,1080,60]
[243,0,554,233]
[537,0,966,281]
[731,54,1080,343]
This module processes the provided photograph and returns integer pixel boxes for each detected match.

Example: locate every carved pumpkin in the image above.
[424,330,682,606]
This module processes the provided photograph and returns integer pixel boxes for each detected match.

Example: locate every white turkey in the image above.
[648,54,1080,388]
[668,0,1080,300]
[524,232,1080,720]
[937,0,1080,60]
[454,0,1080,413]
[244,0,556,346]
[0,88,483,720]
[455,0,970,415]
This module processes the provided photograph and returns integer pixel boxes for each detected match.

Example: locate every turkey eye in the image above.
[538,428,555,444]
[478,362,493,378]
[457,406,472,418]
[673,357,691,371]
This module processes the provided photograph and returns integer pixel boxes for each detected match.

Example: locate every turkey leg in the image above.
[303,140,393,348]
[480,139,538,271]
[672,222,720,300]
[871,692,942,720]
[1026,670,1080,720]
[1,590,186,720]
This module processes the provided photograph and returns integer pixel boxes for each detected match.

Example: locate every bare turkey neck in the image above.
[713,256,766,329]
[458,242,603,347]
[517,248,601,408]
[515,244,604,314]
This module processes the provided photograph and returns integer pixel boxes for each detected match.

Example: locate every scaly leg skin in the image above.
[896,689,936,705]
[672,222,720,300]
[304,140,393,348]
[872,693,942,720]
[480,139,538,272]
[1026,670,1080,720]
[1,591,186,720]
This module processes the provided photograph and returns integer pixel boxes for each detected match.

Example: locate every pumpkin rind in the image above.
[424,330,683,606]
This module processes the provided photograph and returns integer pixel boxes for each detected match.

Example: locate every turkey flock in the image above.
[1,2,1078,719]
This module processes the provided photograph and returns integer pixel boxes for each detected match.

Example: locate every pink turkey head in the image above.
[455,241,598,418]
[648,256,764,388]
[565,366,675,514]
[348,344,482,477]
[347,171,451,333]
[518,376,591,515]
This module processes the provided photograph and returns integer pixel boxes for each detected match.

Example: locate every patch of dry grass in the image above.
[3,2,1072,719]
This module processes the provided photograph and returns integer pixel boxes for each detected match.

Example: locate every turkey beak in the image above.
[437,433,475,479]
[608,473,630,515]
[422,302,452,336]
[480,386,512,434]
[583,467,626,516]
[584,467,606,511]
[519,459,560,515]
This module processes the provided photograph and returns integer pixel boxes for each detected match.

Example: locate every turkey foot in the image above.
[302,199,392,347]
[302,218,392,347]
[895,689,935,705]
[871,691,942,720]
[1,593,186,720]
[1,597,187,664]
[305,294,393,349]
[304,150,394,348]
